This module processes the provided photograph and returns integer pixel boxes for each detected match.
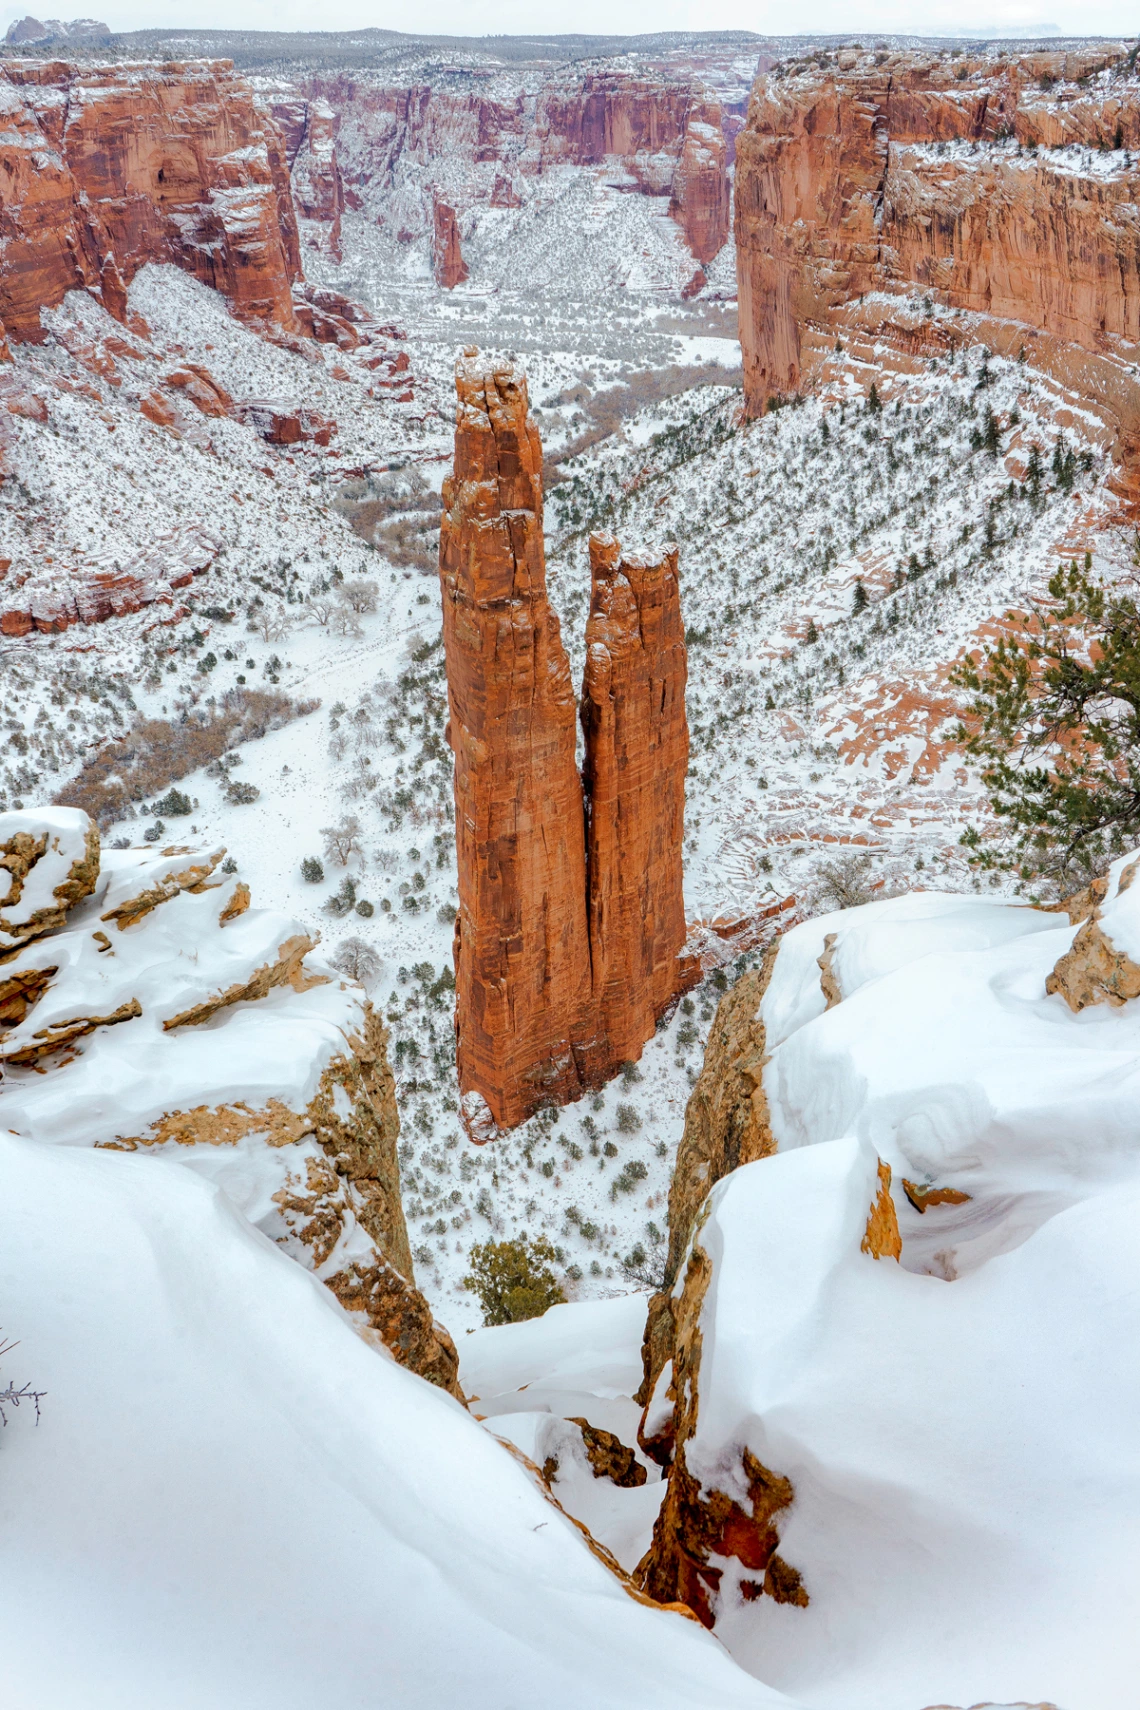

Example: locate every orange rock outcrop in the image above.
[670,106,730,266]
[735,46,1140,481]
[581,531,688,1071]
[439,355,594,1135]
[438,357,691,1134]
[0,57,302,343]
[431,194,469,289]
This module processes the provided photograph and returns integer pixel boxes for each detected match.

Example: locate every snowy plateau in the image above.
[1,25,1140,1710]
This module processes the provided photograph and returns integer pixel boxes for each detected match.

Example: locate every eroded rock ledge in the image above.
[0,807,459,1395]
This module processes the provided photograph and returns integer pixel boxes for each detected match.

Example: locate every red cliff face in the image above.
[439,361,691,1134]
[670,106,731,265]
[735,46,1140,479]
[301,66,735,267]
[439,355,593,1135]
[0,58,302,343]
[581,532,689,1070]
[269,93,344,259]
[431,194,469,289]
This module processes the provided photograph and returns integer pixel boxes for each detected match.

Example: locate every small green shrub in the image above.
[301,856,324,883]
[463,1235,566,1326]
[153,787,192,817]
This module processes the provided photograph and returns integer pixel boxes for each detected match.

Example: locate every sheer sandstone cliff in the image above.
[438,359,691,1134]
[735,46,1140,486]
[0,57,302,342]
[438,355,594,1136]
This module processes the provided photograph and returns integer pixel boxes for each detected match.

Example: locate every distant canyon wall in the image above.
[297,67,740,270]
[438,355,691,1136]
[735,45,1140,485]
[0,58,305,342]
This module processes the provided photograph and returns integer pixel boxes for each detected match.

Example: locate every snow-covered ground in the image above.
[1,206,1135,1343]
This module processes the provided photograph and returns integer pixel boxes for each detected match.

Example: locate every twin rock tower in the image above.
[438,352,692,1137]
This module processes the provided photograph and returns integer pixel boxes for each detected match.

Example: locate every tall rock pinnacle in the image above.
[439,353,593,1137]
[439,355,693,1136]
[581,532,689,1071]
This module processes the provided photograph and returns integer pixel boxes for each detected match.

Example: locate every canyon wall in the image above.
[438,358,691,1134]
[299,66,738,266]
[0,57,302,342]
[268,92,344,257]
[735,45,1140,478]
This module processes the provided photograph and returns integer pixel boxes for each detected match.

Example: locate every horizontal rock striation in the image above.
[439,358,692,1133]
[735,45,1140,482]
[0,57,303,343]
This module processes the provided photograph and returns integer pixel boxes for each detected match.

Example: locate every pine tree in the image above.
[852,579,869,615]
[804,617,820,644]
[867,383,882,414]
[952,561,1140,888]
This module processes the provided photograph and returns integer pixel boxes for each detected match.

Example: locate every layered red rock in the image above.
[0,58,302,343]
[581,531,689,1072]
[735,46,1140,478]
[438,355,593,1133]
[299,65,736,266]
[431,194,469,289]
[670,106,730,266]
[439,360,691,1132]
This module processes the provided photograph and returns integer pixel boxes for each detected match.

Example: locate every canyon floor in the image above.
[3,215,1131,1331]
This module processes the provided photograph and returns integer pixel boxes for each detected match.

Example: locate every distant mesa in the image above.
[4,15,110,45]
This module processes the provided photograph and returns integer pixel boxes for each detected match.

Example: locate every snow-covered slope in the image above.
[0,1130,785,1710]
[638,855,1140,1708]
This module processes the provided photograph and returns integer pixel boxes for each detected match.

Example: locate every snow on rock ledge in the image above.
[636,870,1140,1705]
[0,809,458,1394]
[0,806,99,952]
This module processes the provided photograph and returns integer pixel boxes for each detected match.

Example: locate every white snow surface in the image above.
[0,1131,786,1710]
[686,1135,1139,1710]
[641,872,1140,1707]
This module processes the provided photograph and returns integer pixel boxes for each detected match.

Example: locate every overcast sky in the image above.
[4,0,1137,42]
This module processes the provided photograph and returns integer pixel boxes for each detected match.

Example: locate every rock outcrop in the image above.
[635,1217,807,1627]
[439,354,594,1135]
[431,193,469,289]
[636,956,777,1415]
[0,58,302,343]
[0,524,217,636]
[0,809,460,1395]
[735,46,1140,481]
[269,93,345,258]
[670,107,730,265]
[581,530,689,1073]
[1047,851,1140,1009]
[438,356,691,1134]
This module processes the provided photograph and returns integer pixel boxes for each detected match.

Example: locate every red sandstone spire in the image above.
[439,356,692,1135]
[438,353,592,1136]
[581,531,690,1068]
